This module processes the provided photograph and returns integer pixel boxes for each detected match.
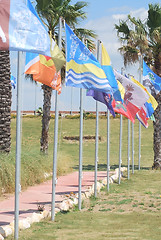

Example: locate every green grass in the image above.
[7,170,161,240]
[0,117,154,195]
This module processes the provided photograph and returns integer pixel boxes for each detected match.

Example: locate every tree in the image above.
[0,51,11,153]
[115,3,161,169]
[35,0,97,153]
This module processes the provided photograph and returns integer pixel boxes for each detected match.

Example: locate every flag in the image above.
[144,102,154,118]
[136,107,149,128]
[0,0,64,63]
[143,60,161,96]
[25,55,62,94]
[65,23,112,94]
[11,74,16,89]
[131,76,158,117]
[25,53,40,75]
[87,89,115,117]
[114,69,149,109]
[101,43,122,101]
[112,99,139,123]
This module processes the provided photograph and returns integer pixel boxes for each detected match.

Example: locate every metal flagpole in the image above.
[94,40,100,197]
[34,83,37,115]
[14,51,23,240]
[78,88,83,210]
[132,122,134,174]
[70,87,73,115]
[127,119,131,179]
[51,17,62,221]
[118,67,124,184]
[107,109,110,191]
[138,54,142,170]
[118,114,123,184]
[138,116,141,170]
[78,36,86,210]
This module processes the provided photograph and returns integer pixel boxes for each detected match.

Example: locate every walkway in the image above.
[0,171,109,227]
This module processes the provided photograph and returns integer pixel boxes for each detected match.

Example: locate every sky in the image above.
[11,0,158,112]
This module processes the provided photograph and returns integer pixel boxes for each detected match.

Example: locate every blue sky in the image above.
[11,0,157,112]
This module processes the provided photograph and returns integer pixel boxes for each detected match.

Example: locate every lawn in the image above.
[0,115,154,195]
[1,115,159,240]
[7,170,161,240]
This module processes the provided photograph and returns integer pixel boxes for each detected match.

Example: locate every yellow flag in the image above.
[117,80,125,100]
[50,35,66,72]
[131,76,158,110]
[101,43,111,65]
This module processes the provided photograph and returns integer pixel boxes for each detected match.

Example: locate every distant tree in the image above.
[115,3,161,169]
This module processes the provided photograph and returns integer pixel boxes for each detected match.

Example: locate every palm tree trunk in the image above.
[0,51,11,153]
[153,54,161,169]
[153,92,161,169]
[40,84,52,153]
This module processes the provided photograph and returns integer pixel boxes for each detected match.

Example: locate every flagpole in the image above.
[94,40,100,197]
[78,87,83,210]
[107,109,110,191]
[51,17,62,221]
[78,36,86,210]
[138,54,142,170]
[14,51,23,240]
[118,114,123,184]
[132,122,134,174]
[127,119,131,179]
[118,67,124,184]
[127,73,131,180]
[34,83,37,115]
[70,87,73,115]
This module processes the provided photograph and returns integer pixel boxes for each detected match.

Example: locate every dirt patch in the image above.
[63,135,102,141]
[82,186,161,214]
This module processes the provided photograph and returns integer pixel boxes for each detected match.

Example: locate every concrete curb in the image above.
[0,167,127,238]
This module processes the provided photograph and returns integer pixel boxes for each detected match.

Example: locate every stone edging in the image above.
[0,167,127,239]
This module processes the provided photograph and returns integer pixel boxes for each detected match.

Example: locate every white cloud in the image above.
[84,7,148,74]
[108,6,132,14]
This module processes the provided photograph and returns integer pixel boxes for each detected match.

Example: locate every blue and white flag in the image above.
[11,74,16,89]
[0,0,56,57]
[65,23,112,94]
[143,60,161,96]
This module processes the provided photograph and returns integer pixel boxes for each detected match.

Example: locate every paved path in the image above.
[0,171,109,227]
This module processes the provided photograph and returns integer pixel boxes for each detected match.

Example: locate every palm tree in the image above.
[35,0,97,153]
[0,51,11,153]
[115,3,161,169]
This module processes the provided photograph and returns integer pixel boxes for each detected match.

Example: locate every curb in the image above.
[0,167,127,238]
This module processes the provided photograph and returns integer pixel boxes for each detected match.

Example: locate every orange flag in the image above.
[26,55,62,94]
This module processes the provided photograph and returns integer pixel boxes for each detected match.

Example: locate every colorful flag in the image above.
[114,69,149,109]
[0,0,59,59]
[25,53,40,75]
[136,106,149,128]
[87,89,115,117]
[11,74,16,89]
[131,76,158,117]
[143,60,161,96]
[113,99,139,123]
[65,23,112,94]
[101,43,122,101]
[25,55,62,94]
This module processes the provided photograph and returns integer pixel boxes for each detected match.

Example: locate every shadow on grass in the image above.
[73,164,151,171]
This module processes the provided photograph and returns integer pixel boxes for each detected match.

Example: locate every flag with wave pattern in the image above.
[65,23,112,94]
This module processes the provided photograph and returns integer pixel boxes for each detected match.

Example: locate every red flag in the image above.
[136,107,149,128]
[112,100,139,123]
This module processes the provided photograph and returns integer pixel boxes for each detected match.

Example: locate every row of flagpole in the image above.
[51,17,62,221]
[13,18,144,239]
